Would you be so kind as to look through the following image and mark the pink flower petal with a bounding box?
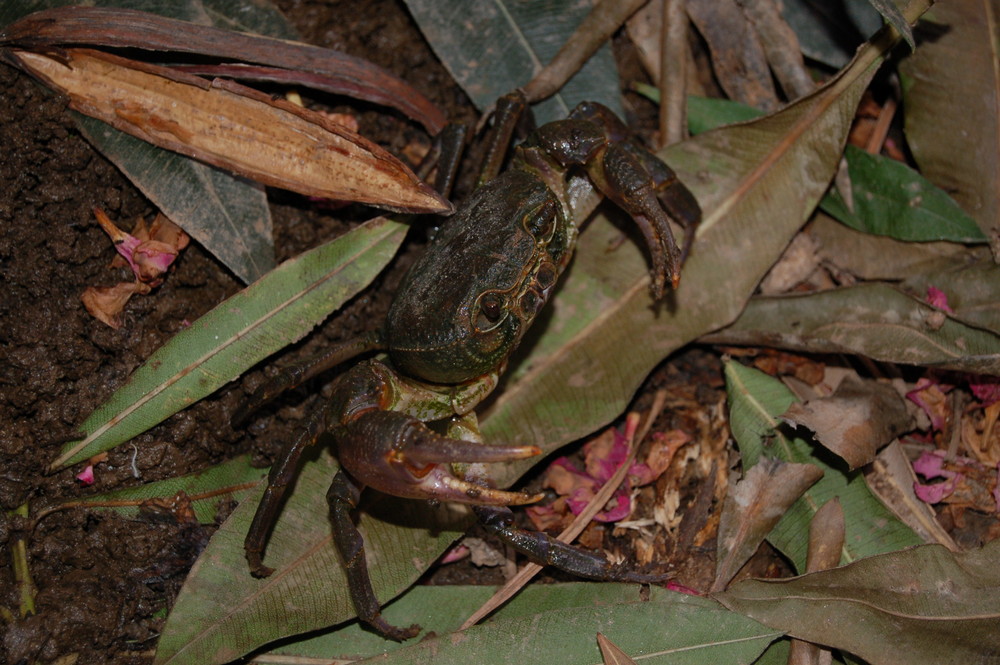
[925,286,953,312]
[912,450,951,480]
[906,378,951,431]
[914,475,961,504]
[595,490,632,522]
[76,465,95,485]
[970,376,1000,406]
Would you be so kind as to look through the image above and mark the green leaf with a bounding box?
[899,0,1000,255]
[52,216,407,470]
[0,0,290,283]
[74,114,274,283]
[332,590,778,665]
[723,361,922,572]
[258,584,719,662]
[153,449,470,665]
[56,454,266,524]
[686,95,766,134]
[402,0,623,122]
[827,145,985,242]
[703,283,1000,376]
[482,4,932,490]
[716,540,1000,665]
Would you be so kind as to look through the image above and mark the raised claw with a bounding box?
[336,409,543,505]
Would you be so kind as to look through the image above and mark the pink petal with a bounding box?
[914,474,961,504]
[970,376,1000,406]
[665,580,701,595]
[912,450,951,480]
[439,544,469,564]
[925,286,953,312]
[584,429,629,483]
[76,465,95,485]
[544,457,596,496]
[906,378,950,431]
[595,489,632,522]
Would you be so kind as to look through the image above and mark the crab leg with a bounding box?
[244,401,326,577]
[327,470,421,641]
[474,505,666,584]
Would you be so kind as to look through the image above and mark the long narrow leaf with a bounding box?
[702,283,1000,375]
[717,540,1000,665]
[52,217,408,470]
[53,454,266,524]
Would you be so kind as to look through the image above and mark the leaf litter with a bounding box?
[3,0,1000,664]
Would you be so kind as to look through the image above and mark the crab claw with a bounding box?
[337,410,543,505]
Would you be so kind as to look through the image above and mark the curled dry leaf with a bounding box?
[782,375,914,469]
[712,457,824,592]
[81,281,152,330]
[10,48,450,215]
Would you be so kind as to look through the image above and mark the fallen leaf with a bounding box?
[716,540,1000,665]
[783,375,914,469]
[10,48,450,215]
[712,457,824,592]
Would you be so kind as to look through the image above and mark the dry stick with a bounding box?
[522,0,648,104]
[864,97,897,154]
[659,0,690,147]
[460,389,669,630]
[738,0,814,100]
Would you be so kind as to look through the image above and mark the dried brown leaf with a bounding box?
[597,633,638,665]
[11,48,450,215]
[713,457,824,592]
[783,376,914,469]
[1,6,446,133]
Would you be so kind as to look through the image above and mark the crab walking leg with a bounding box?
[327,470,421,641]
[245,403,327,577]
[231,332,385,427]
[473,505,667,584]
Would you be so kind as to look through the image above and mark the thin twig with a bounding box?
[522,0,648,103]
[864,97,897,154]
[659,0,689,147]
[460,390,669,630]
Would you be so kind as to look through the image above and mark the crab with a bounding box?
[237,91,701,640]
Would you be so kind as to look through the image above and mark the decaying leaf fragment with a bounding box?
[712,457,824,592]
[783,375,914,469]
[10,48,450,215]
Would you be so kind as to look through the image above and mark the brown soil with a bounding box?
[0,2,725,663]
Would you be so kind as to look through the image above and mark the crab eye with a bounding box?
[475,292,506,331]
[524,201,557,241]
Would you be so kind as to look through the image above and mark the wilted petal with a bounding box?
[76,465,95,485]
[81,281,151,328]
[925,285,953,312]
